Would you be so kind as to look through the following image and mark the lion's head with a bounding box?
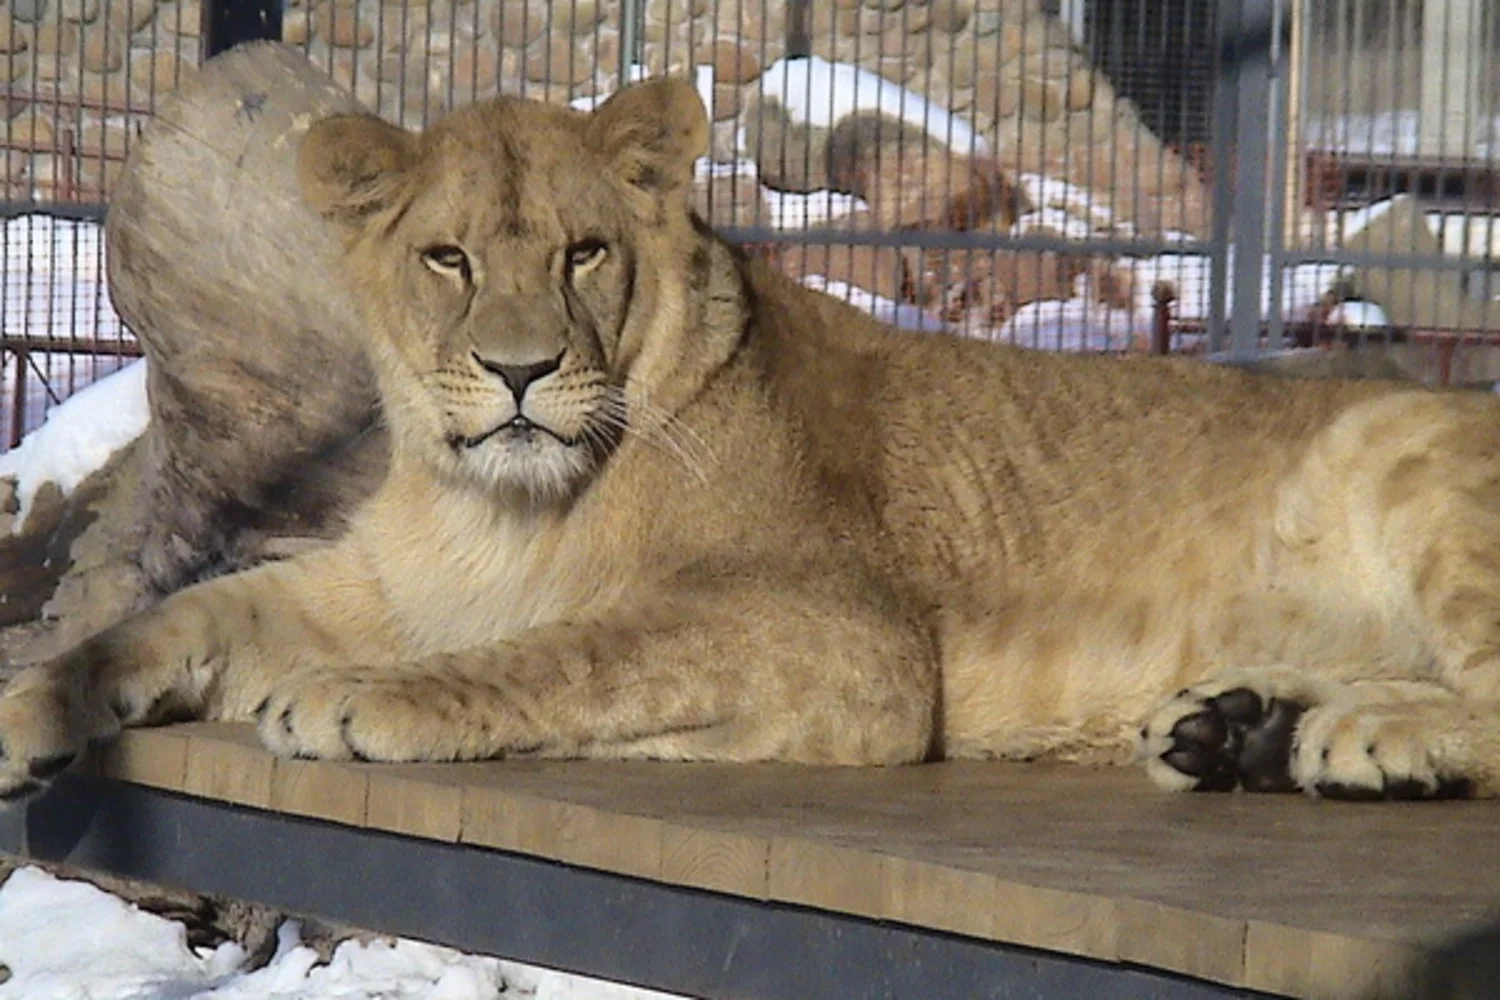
[295,77,713,504]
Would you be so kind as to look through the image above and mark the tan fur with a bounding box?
[5,78,1500,802]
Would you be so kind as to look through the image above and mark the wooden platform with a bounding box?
[25,722,1488,999]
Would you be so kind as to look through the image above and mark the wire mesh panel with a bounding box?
[1283,0,1500,383]
[6,0,1500,448]
[269,0,1228,351]
[0,0,184,444]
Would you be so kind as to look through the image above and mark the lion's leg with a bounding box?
[0,546,386,798]
[252,581,939,766]
[1148,393,1500,800]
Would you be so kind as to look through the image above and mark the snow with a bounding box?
[1326,300,1390,329]
[1304,110,1500,158]
[756,55,989,155]
[801,275,948,332]
[0,357,149,531]
[997,299,1156,352]
[0,865,689,1000]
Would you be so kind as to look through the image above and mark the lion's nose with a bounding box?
[473,351,563,403]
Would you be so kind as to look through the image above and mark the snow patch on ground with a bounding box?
[1304,110,1500,159]
[757,55,988,155]
[0,357,149,531]
[801,275,948,332]
[998,299,1156,352]
[0,865,688,1000]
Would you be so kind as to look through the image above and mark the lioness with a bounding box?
[3,77,1499,803]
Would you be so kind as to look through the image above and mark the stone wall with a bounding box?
[1,0,1206,225]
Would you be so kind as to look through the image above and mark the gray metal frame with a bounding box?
[0,774,1287,1000]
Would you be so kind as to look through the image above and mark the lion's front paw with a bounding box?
[1141,666,1329,794]
[0,668,93,802]
[255,668,481,763]
[1290,703,1473,801]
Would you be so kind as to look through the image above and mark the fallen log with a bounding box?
[21,42,390,657]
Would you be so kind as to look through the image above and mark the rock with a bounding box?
[10,0,48,24]
[281,9,313,44]
[130,51,193,93]
[524,36,590,85]
[0,478,14,532]
[61,0,98,22]
[826,112,1012,230]
[709,119,739,162]
[15,112,53,152]
[692,176,770,229]
[118,0,156,33]
[160,1,200,36]
[710,82,741,121]
[1065,66,1093,111]
[641,0,690,42]
[77,120,131,159]
[553,0,605,35]
[861,0,905,11]
[490,0,545,44]
[315,3,375,48]
[908,248,1082,324]
[0,54,27,83]
[81,69,131,104]
[972,9,1002,35]
[80,23,125,72]
[75,152,123,196]
[592,33,618,77]
[31,49,67,81]
[928,0,970,33]
[740,92,829,192]
[697,38,761,84]
[0,18,27,52]
[452,41,499,94]
[31,22,78,56]
[781,239,908,303]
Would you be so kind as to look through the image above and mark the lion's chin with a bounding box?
[453,433,599,504]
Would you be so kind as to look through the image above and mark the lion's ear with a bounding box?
[587,76,708,195]
[297,113,416,232]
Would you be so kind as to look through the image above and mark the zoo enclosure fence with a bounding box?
[2,0,1498,449]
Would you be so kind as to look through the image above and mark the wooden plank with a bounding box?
[269,758,368,827]
[660,822,770,900]
[1244,922,1427,1000]
[1115,899,1247,989]
[988,880,1119,961]
[365,764,468,842]
[769,836,886,921]
[180,723,275,809]
[462,780,664,881]
[96,728,189,791]
[88,725,1500,1000]
[882,856,998,941]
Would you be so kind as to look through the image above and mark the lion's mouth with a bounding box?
[454,415,577,450]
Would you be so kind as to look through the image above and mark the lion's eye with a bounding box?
[565,239,608,275]
[421,245,471,280]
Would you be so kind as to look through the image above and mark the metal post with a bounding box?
[1206,0,1240,353]
[1226,0,1279,360]
[786,0,811,58]
[619,0,641,87]
[204,0,284,60]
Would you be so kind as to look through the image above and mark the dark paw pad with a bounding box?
[1160,688,1306,794]
[1320,776,1475,802]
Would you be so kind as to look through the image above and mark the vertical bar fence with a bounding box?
[3,0,1500,450]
